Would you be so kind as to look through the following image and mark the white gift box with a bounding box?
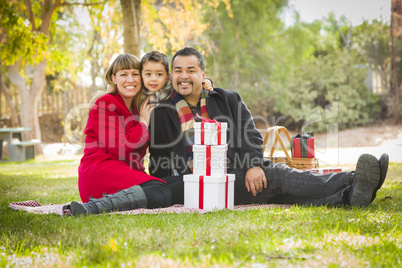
[193,144,227,176]
[194,122,227,145]
[184,174,235,210]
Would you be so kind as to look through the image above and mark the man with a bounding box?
[148,47,389,207]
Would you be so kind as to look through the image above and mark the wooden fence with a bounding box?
[0,86,95,121]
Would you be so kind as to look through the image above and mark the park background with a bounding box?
[1,0,402,267]
[0,0,401,155]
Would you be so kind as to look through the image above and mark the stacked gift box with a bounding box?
[184,120,235,211]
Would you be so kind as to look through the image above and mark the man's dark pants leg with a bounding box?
[163,160,353,206]
[163,176,185,204]
[233,160,353,206]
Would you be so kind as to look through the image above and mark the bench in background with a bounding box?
[9,139,41,161]
[1,128,41,161]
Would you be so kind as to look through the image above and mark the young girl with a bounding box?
[70,54,171,216]
[140,51,213,105]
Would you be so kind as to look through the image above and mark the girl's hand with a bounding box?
[202,78,214,92]
[139,96,155,127]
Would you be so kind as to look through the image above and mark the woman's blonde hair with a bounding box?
[91,54,142,112]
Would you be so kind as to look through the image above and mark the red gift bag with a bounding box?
[291,133,315,158]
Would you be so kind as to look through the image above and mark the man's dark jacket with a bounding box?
[148,88,264,179]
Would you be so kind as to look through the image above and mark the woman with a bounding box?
[70,54,171,216]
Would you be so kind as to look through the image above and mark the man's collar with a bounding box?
[206,88,223,99]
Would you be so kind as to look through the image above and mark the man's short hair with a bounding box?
[172,47,205,71]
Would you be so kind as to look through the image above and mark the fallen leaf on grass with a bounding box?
[110,237,117,251]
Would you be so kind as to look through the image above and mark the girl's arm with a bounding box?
[203,77,214,91]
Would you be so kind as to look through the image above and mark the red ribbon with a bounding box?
[199,176,204,209]
[196,113,222,145]
[201,122,205,144]
[206,145,211,176]
[218,126,221,145]
[225,175,228,209]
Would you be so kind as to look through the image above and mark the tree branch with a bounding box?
[333,21,351,49]
[87,29,100,56]
[60,1,108,6]
[39,0,62,35]
[24,0,37,31]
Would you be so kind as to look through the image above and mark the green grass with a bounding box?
[1,159,401,267]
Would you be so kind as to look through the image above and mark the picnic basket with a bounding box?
[262,126,318,169]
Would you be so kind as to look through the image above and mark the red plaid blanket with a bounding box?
[9,201,291,216]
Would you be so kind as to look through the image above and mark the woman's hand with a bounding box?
[139,96,155,127]
[202,78,214,92]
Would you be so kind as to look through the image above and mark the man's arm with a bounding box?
[227,90,267,196]
[230,90,264,169]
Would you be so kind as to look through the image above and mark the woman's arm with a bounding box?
[88,100,150,160]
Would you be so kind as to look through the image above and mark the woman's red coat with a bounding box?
[78,93,164,202]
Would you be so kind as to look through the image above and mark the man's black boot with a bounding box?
[370,153,389,202]
[348,154,381,207]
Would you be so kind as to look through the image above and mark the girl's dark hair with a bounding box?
[140,51,172,103]
[140,51,169,74]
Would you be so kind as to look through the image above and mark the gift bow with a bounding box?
[196,113,222,145]
[196,113,221,129]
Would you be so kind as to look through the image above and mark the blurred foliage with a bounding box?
[141,0,231,56]
[46,6,88,93]
[201,0,286,90]
[271,49,380,132]
[86,0,123,86]
[196,3,385,131]
[0,1,48,67]
[353,20,398,89]
[2,0,398,134]
[265,15,382,132]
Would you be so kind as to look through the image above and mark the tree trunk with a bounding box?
[4,0,60,153]
[91,58,98,95]
[0,73,20,127]
[88,29,100,95]
[0,76,1,119]
[8,60,46,152]
[391,0,402,125]
[121,0,141,57]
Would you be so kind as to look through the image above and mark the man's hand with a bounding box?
[245,166,267,196]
